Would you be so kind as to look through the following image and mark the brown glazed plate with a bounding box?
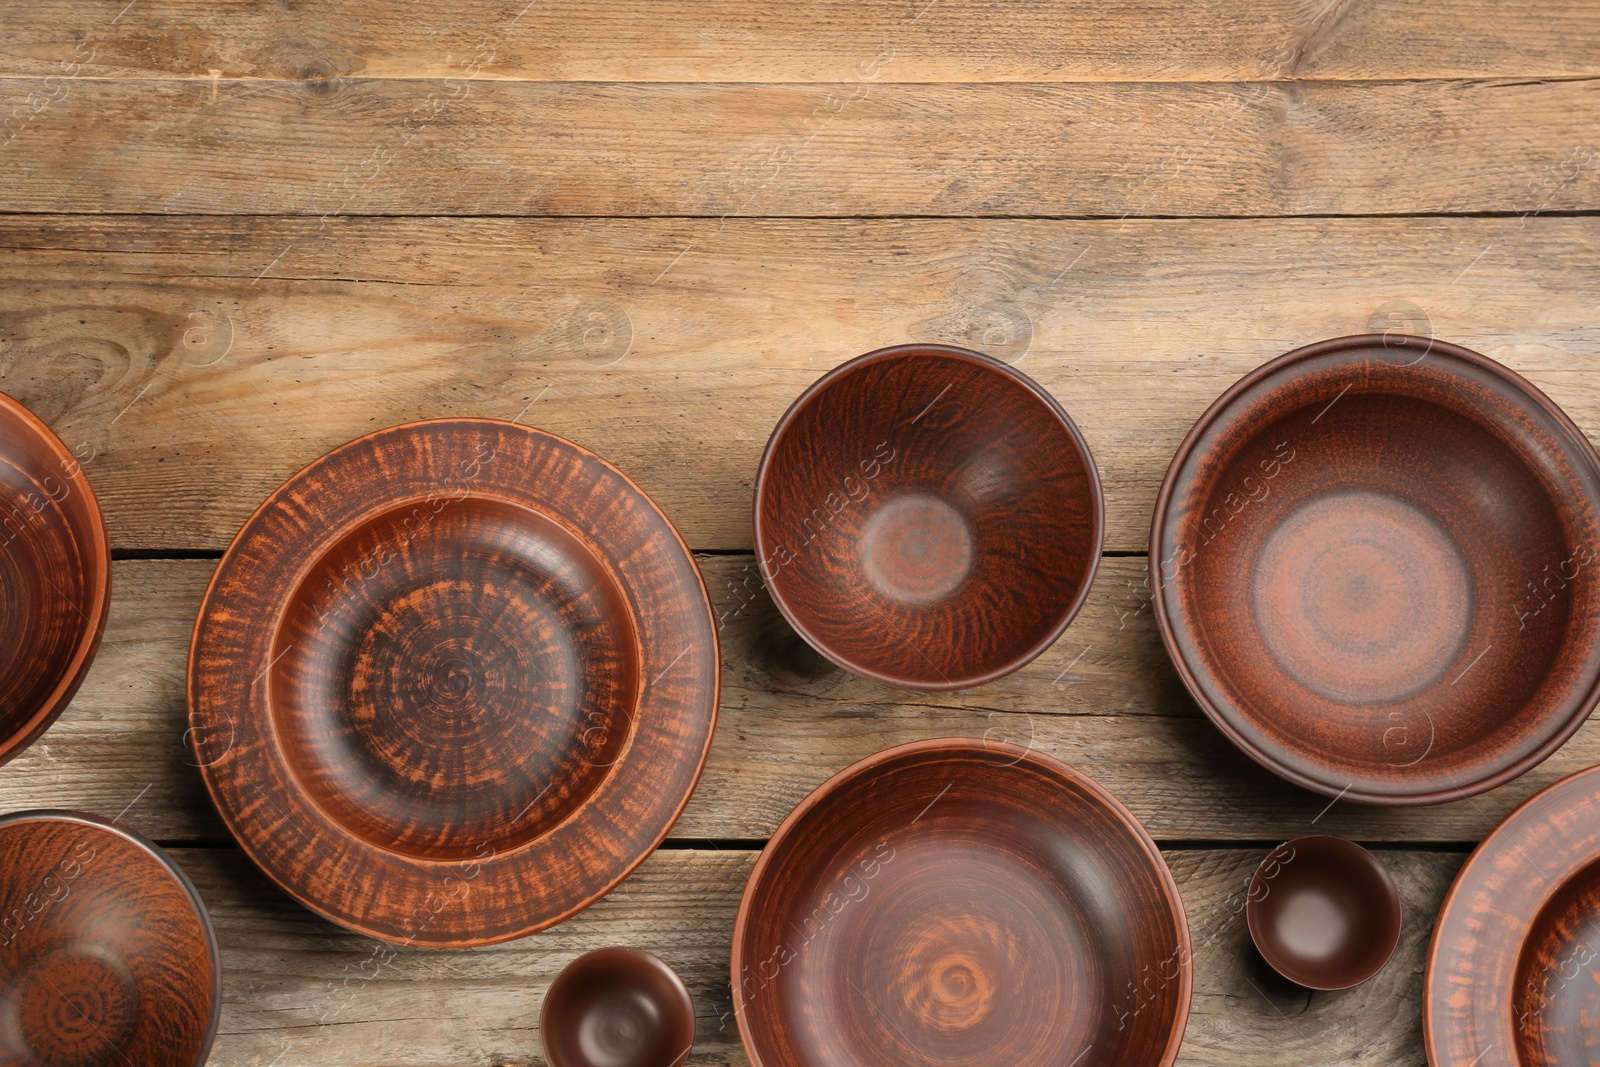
[188,419,719,946]
[0,810,221,1067]
[1426,765,1600,1067]
[755,344,1103,691]
[1152,335,1600,804]
[0,391,111,766]
[733,738,1190,1067]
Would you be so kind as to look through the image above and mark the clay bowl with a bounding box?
[1427,765,1600,1066]
[540,948,694,1067]
[755,344,1103,690]
[0,391,111,766]
[0,810,220,1066]
[733,738,1190,1067]
[188,419,719,946]
[1245,836,1399,990]
[1152,334,1600,804]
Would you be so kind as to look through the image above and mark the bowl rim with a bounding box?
[187,417,720,946]
[539,946,695,1067]
[1149,333,1600,805]
[730,736,1191,1067]
[1245,834,1401,991]
[0,808,223,1066]
[0,391,113,767]
[753,343,1106,691]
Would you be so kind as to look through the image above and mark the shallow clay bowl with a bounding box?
[755,344,1103,690]
[1246,836,1399,990]
[733,738,1190,1067]
[0,392,111,766]
[0,810,220,1066]
[1152,335,1600,804]
[189,419,719,946]
[541,947,694,1067]
[1425,765,1600,1066]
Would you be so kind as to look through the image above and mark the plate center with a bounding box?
[13,945,140,1067]
[861,493,974,605]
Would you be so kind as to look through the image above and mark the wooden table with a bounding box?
[2,2,1598,1063]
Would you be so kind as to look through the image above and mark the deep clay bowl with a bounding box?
[540,947,694,1067]
[1152,335,1600,804]
[733,739,1190,1067]
[1427,765,1600,1067]
[0,811,220,1067]
[0,392,111,766]
[188,419,720,946]
[755,344,1103,690]
[1246,836,1400,990]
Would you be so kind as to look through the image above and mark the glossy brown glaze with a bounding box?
[0,392,111,766]
[188,419,719,946]
[1152,335,1600,804]
[0,811,220,1067]
[733,739,1189,1067]
[754,345,1103,691]
[1426,766,1600,1067]
[1246,836,1399,990]
[540,947,694,1067]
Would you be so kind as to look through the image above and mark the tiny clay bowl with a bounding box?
[1246,836,1400,990]
[0,391,111,766]
[540,947,694,1067]
[189,420,719,946]
[1152,335,1600,804]
[0,810,220,1066]
[755,344,1103,690]
[733,739,1190,1067]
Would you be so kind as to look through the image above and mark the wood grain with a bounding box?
[1,215,1597,554]
[2,0,1597,82]
[1,79,1598,216]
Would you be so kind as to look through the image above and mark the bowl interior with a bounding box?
[0,401,106,756]
[1159,342,1600,800]
[271,495,640,860]
[0,816,216,1066]
[758,348,1100,688]
[1513,856,1600,1065]
[736,745,1186,1067]
[1247,837,1399,990]
[541,948,694,1067]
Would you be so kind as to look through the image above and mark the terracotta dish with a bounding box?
[733,738,1189,1067]
[755,344,1103,690]
[188,419,719,946]
[0,810,220,1066]
[0,391,111,766]
[1426,765,1600,1066]
[1246,836,1399,990]
[540,947,694,1067]
[1152,335,1600,804]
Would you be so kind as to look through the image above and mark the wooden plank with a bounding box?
[1,214,1596,553]
[2,0,1596,82]
[8,556,1597,845]
[166,843,1459,1065]
[1,79,1599,216]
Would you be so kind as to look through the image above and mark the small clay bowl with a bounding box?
[733,738,1190,1067]
[1152,335,1600,804]
[1246,836,1400,990]
[0,391,111,766]
[0,810,220,1066]
[755,344,1103,690]
[540,948,694,1067]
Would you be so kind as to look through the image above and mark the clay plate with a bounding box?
[0,810,220,1066]
[0,391,111,766]
[755,344,1103,690]
[188,419,719,946]
[1426,765,1600,1066]
[540,947,694,1067]
[733,738,1190,1067]
[1152,335,1600,804]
